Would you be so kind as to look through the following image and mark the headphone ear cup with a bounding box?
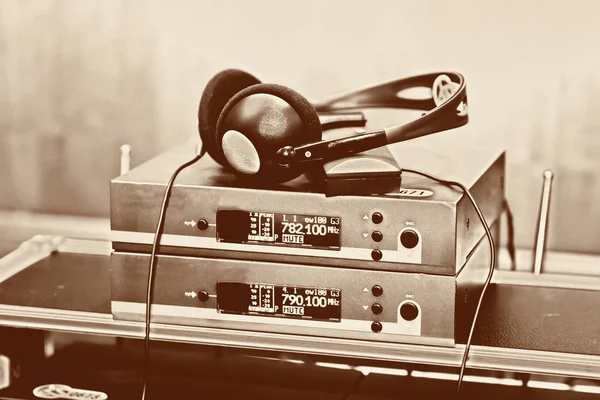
[216,83,322,182]
[198,69,261,166]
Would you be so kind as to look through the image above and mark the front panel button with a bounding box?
[372,212,383,224]
[371,321,383,333]
[198,290,210,302]
[371,285,383,297]
[371,303,383,315]
[400,229,419,249]
[371,231,383,242]
[371,249,383,261]
[400,302,419,321]
[197,219,209,231]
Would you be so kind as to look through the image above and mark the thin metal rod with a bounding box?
[533,169,554,276]
[120,144,131,175]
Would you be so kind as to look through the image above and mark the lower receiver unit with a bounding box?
[110,221,497,348]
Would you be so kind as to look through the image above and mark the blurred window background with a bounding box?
[1,0,599,255]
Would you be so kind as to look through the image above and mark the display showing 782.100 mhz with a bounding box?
[216,210,341,249]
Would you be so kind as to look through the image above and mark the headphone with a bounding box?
[198,69,468,183]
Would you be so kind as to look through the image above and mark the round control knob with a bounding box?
[197,219,209,231]
[372,212,383,224]
[400,229,419,249]
[371,285,383,297]
[400,302,419,321]
[371,303,383,315]
[371,321,383,333]
[371,249,383,261]
[197,290,210,302]
[371,231,383,242]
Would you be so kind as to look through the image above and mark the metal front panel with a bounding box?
[110,252,457,346]
[110,184,458,273]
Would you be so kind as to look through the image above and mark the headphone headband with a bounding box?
[312,72,467,114]
[277,72,468,167]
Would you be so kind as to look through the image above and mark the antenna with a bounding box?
[533,169,554,275]
[120,144,132,175]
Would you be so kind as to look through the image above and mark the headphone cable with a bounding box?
[401,169,496,396]
[140,145,206,400]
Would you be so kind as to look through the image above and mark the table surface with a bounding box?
[0,237,599,380]
[2,339,599,400]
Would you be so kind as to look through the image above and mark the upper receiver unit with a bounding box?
[110,126,505,276]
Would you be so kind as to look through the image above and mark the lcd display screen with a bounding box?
[217,282,342,322]
[216,210,341,250]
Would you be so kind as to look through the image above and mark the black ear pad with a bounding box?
[198,69,261,166]
[215,83,322,183]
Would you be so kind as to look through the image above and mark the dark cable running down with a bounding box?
[140,146,206,400]
[401,169,497,396]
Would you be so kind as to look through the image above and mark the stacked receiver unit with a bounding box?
[109,133,505,347]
